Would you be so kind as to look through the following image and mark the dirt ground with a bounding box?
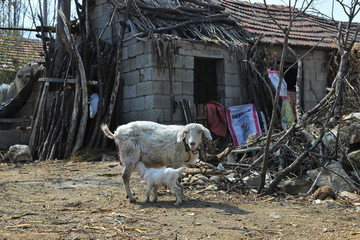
[1,160,360,240]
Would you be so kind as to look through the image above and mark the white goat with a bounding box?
[135,161,184,206]
[101,121,212,203]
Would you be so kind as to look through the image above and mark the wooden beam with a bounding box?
[38,77,97,85]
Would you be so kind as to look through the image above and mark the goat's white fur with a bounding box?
[136,161,184,206]
[101,121,212,203]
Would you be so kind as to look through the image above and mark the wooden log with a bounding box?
[184,168,233,176]
[59,10,89,156]
[29,82,49,158]
[102,0,134,142]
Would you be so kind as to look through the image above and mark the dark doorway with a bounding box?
[194,58,218,104]
[284,67,297,91]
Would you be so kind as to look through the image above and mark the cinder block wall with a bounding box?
[263,45,330,112]
[91,0,246,124]
[300,49,329,111]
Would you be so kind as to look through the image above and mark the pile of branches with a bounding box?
[223,44,360,194]
[29,3,119,160]
[109,0,250,47]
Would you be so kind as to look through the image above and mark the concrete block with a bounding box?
[119,98,130,113]
[136,54,154,68]
[129,97,146,111]
[225,73,240,86]
[183,82,193,95]
[120,111,138,123]
[122,85,137,99]
[145,95,170,109]
[128,41,145,58]
[224,61,239,74]
[122,46,129,60]
[225,85,241,98]
[130,58,137,71]
[121,58,131,73]
[172,82,183,95]
[140,109,164,122]
[163,108,184,124]
[137,81,162,96]
[162,81,170,94]
[143,40,154,54]
[123,70,140,85]
[173,56,194,69]
[143,67,170,81]
[123,35,138,47]
[174,69,193,82]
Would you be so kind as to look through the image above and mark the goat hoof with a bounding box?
[174,202,182,206]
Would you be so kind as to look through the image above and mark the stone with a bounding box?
[347,150,360,168]
[307,161,356,192]
[312,186,336,200]
[279,177,312,195]
[4,144,33,163]
[348,124,360,145]
[209,175,221,184]
[338,191,360,201]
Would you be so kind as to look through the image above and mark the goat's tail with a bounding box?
[100,124,117,139]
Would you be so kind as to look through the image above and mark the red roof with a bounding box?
[218,0,359,49]
[0,35,44,72]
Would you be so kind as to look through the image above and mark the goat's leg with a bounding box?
[177,179,185,200]
[122,163,136,203]
[142,184,152,203]
[151,185,158,202]
[170,183,183,206]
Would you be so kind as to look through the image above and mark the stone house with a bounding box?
[89,0,352,125]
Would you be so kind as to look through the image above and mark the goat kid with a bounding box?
[101,121,212,203]
[135,161,184,206]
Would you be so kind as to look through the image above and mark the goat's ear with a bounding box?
[202,126,212,140]
[177,128,186,142]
